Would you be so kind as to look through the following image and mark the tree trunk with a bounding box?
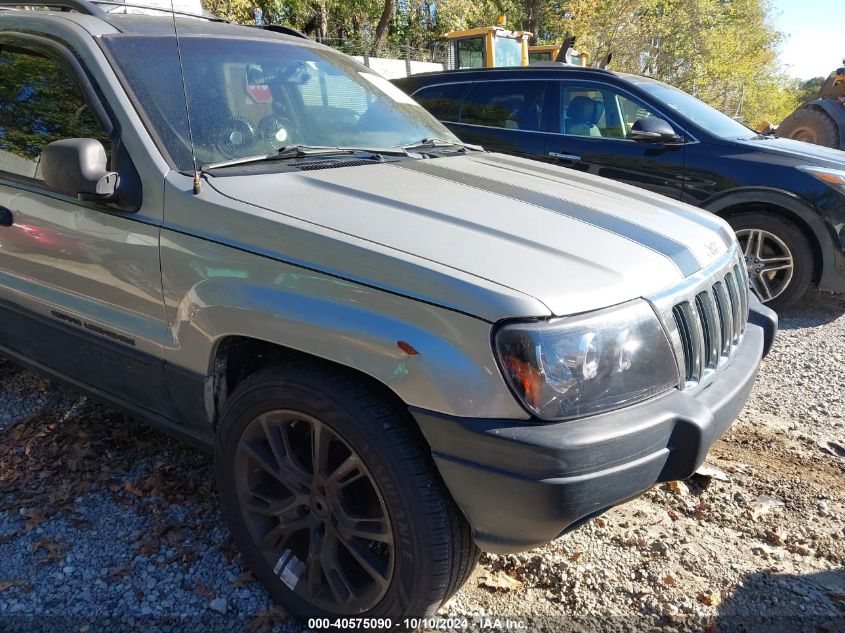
[372,0,395,56]
[315,1,328,41]
[525,0,543,45]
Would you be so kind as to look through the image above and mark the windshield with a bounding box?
[103,35,456,170]
[634,80,757,140]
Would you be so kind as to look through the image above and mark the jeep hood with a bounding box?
[205,153,735,318]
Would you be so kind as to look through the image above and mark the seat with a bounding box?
[565,96,604,137]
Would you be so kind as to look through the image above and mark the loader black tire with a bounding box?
[776,106,839,149]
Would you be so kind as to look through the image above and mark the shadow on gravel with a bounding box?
[714,568,845,632]
[776,291,845,330]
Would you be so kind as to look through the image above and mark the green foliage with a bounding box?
[794,77,826,104]
[200,0,808,124]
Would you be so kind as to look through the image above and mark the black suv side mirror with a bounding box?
[41,139,119,200]
[630,117,681,143]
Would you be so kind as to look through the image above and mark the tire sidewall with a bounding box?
[777,108,838,148]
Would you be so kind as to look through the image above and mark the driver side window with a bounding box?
[560,83,659,140]
[0,45,110,181]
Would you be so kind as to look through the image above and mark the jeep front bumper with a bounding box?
[410,300,777,554]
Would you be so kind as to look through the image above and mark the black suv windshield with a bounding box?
[633,79,758,141]
[103,35,456,170]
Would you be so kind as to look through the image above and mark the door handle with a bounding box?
[0,207,12,227]
[548,152,581,162]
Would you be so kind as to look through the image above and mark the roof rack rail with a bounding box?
[93,1,227,22]
[0,0,227,23]
[0,0,108,18]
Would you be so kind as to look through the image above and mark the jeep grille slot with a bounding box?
[662,250,750,391]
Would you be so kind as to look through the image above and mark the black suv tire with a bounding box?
[727,212,813,310]
[215,363,478,619]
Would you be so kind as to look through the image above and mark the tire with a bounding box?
[776,106,839,148]
[726,211,814,310]
[215,363,478,621]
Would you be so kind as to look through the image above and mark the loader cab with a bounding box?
[437,18,530,70]
[528,44,588,66]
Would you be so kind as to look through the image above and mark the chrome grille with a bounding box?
[649,248,749,391]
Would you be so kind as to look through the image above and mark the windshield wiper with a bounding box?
[401,137,484,153]
[202,145,407,171]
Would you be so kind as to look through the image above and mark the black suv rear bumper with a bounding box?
[411,301,777,554]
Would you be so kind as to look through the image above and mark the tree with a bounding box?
[373,0,395,55]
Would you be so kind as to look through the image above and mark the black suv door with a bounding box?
[545,80,688,199]
[422,79,555,161]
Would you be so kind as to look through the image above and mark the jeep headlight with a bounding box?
[494,300,679,420]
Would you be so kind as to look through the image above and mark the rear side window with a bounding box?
[412,83,468,122]
[460,81,547,131]
[0,45,110,180]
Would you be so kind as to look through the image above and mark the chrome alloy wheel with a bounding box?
[735,228,794,303]
[235,410,394,613]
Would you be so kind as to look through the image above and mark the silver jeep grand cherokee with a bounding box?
[0,1,776,621]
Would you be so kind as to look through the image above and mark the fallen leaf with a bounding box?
[667,509,679,522]
[568,551,583,563]
[697,590,722,606]
[594,518,606,528]
[787,543,812,556]
[748,495,785,521]
[136,540,159,556]
[234,570,256,588]
[246,607,288,633]
[663,575,676,586]
[195,580,215,600]
[477,570,523,593]
[694,462,731,482]
[22,508,47,531]
[666,480,689,497]
[0,579,29,593]
[107,565,131,579]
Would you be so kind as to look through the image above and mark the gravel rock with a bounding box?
[209,597,227,614]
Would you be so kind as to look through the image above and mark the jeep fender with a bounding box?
[161,264,530,427]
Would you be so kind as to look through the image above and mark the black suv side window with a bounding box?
[460,81,547,131]
[0,45,110,181]
[560,83,660,139]
[412,83,469,122]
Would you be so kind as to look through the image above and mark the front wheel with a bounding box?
[215,363,478,619]
[727,212,813,310]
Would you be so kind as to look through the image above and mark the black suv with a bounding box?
[395,66,845,309]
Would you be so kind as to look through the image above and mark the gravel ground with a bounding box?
[0,292,843,632]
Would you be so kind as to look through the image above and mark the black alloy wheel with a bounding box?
[235,409,394,613]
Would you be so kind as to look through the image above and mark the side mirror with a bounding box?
[41,139,118,200]
[630,117,681,143]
